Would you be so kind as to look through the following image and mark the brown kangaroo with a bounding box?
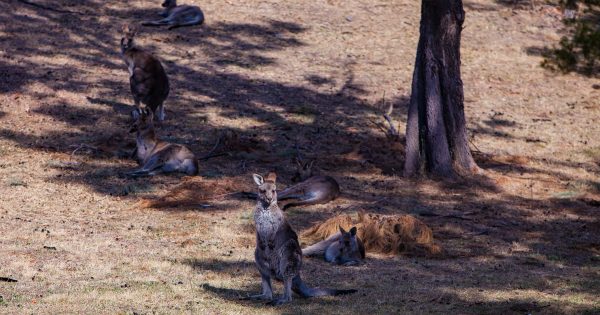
[277,160,340,209]
[302,226,365,266]
[127,108,198,177]
[244,173,356,306]
[120,24,170,121]
[143,0,204,30]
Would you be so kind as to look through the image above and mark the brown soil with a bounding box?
[0,0,598,314]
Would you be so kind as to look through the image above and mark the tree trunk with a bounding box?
[404,0,479,177]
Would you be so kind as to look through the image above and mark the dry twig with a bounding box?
[70,143,99,156]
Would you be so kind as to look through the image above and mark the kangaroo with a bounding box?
[277,160,340,209]
[143,0,204,30]
[127,108,198,177]
[121,24,170,121]
[244,173,356,306]
[302,226,365,266]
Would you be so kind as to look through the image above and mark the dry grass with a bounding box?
[0,0,599,314]
[302,211,442,256]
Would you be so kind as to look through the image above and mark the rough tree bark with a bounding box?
[404,0,479,177]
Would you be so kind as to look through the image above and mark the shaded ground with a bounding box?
[0,0,598,314]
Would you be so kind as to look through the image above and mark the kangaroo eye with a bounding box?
[259,188,266,193]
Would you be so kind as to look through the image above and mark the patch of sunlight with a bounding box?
[444,287,599,308]
[201,108,269,130]
[286,113,315,125]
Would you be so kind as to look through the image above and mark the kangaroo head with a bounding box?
[291,159,315,183]
[161,0,177,9]
[121,23,137,52]
[129,108,154,134]
[338,226,359,253]
[253,173,278,207]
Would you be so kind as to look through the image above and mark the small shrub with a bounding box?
[542,1,600,76]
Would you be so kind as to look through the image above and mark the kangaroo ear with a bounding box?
[339,226,347,234]
[350,226,357,236]
[253,174,264,186]
[122,23,137,36]
[295,158,303,169]
[307,160,315,170]
[266,172,277,183]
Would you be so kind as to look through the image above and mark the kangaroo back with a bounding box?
[120,24,169,120]
[302,232,339,256]
[278,175,340,209]
[142,0,204,29]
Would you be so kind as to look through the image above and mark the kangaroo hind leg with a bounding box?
[142,19,170,26]
[167,16,204,30]
[126,155,164,177]
[242,275,273,301]
[282,195,320,210]
[267,277,293,306]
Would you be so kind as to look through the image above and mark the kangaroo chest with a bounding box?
[122,55,135,77]
[127,61,135,77]
[254,207,283,255]
[136,138,156,162]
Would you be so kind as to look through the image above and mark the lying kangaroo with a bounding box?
[245,173,356,306]
[143,0,204,30]
[277,160,340,209]
[121,24,170,121]
[127,108,198,177]
[302,226,365,266]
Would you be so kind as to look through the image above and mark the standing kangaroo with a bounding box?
[127,108,198,177]
[277,160,340,209]
[245,173,356,306]
[142,0,204,30]
[302,226,366,266]
[121,24,170,121]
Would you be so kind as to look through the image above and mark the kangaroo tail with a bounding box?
[282,197,323,210]
[142,20,169,26]
[302,232,341,256]
[292,275,356,297]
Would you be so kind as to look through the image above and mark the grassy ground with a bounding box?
[0,0,599,314]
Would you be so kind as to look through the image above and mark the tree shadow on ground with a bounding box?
[1,0,411,203]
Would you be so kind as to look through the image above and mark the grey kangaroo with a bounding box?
[121,24,170,121]
[143,0,204,30]
[277,160,340,209]
[302,226,366,266]
[245,173,356,306]
[127,108,198,177]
